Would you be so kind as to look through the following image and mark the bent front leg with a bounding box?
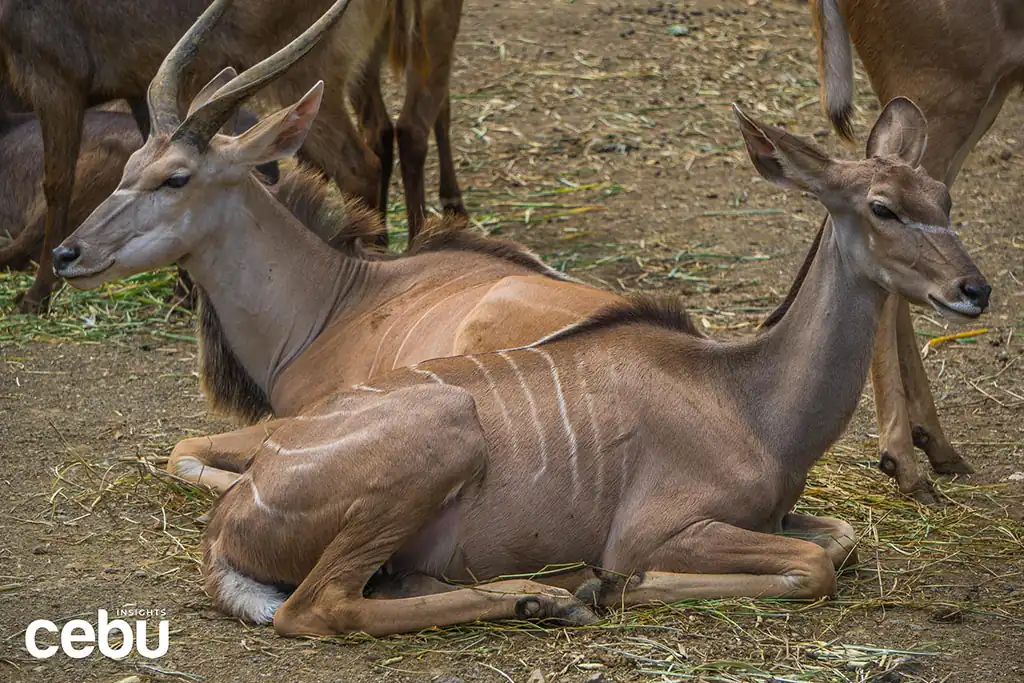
[781,513,858,569]
[595,521,838,608]
[167,419,288,493]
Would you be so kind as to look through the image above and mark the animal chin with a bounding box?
[60,260,116,289]
[928,294,982,320]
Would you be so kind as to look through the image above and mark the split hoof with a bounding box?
[932,457,974,476]
[514,589,598,627]
[907,481,941,505]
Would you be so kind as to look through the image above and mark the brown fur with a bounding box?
[268,164,382,257]
[407,218,571,281]
[534,295,704,346]
[196,288,275,423]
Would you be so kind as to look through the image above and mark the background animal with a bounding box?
[801,0,1023,500]
[0,0,464,312]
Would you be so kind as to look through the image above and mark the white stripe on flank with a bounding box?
[250,479,271,512]
[412,366,446,384]
[576,356,603,501]
[468,355,518,448]
[499,351,549,479]
[352,384,384,393]
[528,347,579,497]
[368,267,487,376]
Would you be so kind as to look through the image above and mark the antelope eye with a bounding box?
[162,172,191,189]
[870,202,898,221]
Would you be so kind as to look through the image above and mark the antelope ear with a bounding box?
[224,81,323,168]
[187,67,241,135]
[733,104,833,194]
[866,96,928,167]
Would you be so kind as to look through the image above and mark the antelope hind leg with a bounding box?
[168,419,289,493]
[894,297,972,475]
[870,295,938,503]
[591,520,838,608]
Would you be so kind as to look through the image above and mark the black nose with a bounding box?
[958,279,991,310]
[52,244,81,272]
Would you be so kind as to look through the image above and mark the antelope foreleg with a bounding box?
[781,513,858,569]
[893,298,972,476]
[593,521,838,608]
[870,295,937,502]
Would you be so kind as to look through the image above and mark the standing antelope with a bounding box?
[56,65,991,633]
[0,0,462,312]
[804,0,1019,500]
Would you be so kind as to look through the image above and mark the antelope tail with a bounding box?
[811,0,855,141]
[388,0,430,79]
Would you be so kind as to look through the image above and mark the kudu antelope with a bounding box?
[802,0,1015,499]
[49,0,618,487]
[57,82,991,631]
[0,104,282,272]
[0,0,462,312]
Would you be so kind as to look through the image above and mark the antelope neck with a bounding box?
[725,217,886,474]
[179,179,373,397]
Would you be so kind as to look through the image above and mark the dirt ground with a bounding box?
[2,0,1022,681]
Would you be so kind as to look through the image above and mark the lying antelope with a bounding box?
[48,0,617,487]
[805,0,1014,500]
[1,0,462,312]
[57,86,991,632]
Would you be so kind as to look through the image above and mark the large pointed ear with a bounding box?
[224,81,323,169]
[866,96,927,166]
[732,104,833,194]
[187,67,241,134]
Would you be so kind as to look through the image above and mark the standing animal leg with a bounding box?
[18,93,86,313]
[127,97,151,141]
[350,37,395,219]
[870,295,937,502]
[168,419,289,493]
[435,93,465,217]
[589,521,839,607]
[893,298,972,475]
[781,513,858,569]
[396,2,461,241]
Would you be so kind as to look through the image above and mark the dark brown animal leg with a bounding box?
[18,94,86,313]
[396,6,460,241]
[349,67,394,247]
[893,298,973,476]
[435,93,465,217]
[0,208,44,271]
[127,97,151,141]
[871,295,937,502]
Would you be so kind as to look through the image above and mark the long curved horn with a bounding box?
[173,0,353,149]
[147,0,236,135]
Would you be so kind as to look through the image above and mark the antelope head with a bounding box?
[734,97,990,320]
[52,0,351,288]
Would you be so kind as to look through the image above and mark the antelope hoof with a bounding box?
[912,426,974,475]
[172,455,204,483]
[907,481,940,505]
[515,590,598,627]
[15,288,49,315]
